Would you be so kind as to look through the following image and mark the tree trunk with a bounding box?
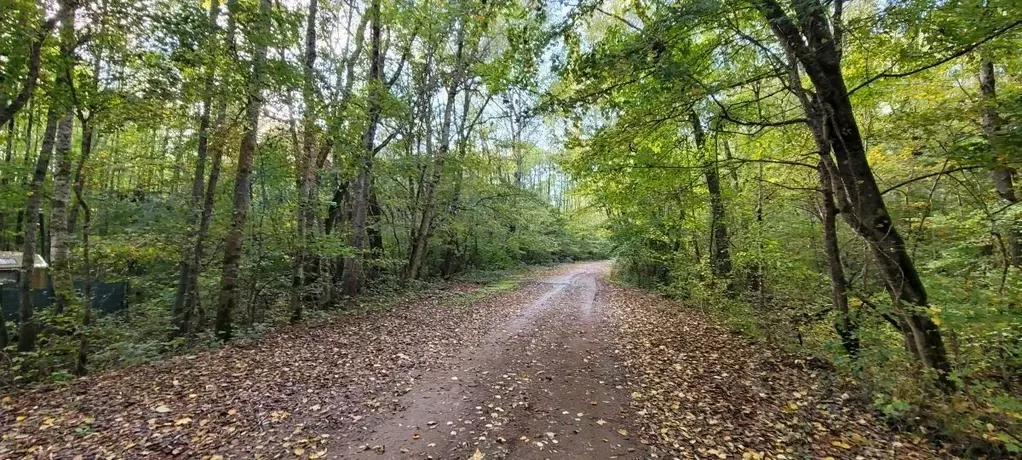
[186,0,239,333]
[819,162,859,356]
[341,0,383,299]
[49,0,77,316]
[174,0,222,335]
[18,107,59,351]
[689,110,731,277]
[1,120,13,251]
[979,59,1019,266]
[758,0,950,387]
[407,23,466,281]
[785,49,859,358]
[292,0,319,322]
[214,0,270,341]
[73,184,92,375]
[50,107,74,315]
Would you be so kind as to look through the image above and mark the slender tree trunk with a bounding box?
[187,0,239,332]
[1,120,13,251]
[214,0,270,341]
[292,0,319,322]
[0,5,67,127]
[785,50,859,358]
[689,110,731,277]
[408,23,466,281]
[341,0,383,299]
[174,0,221,335]
[819,162,858,356]
[73,185,91,375]
[979,59,1019,266]
[18,108,59,351]
[441,89,479,278]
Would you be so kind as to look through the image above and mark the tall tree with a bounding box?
[689,110,732,279]
[341,0,383,298]
[407,14,469,281]
[49,0,78,314]
[979,59,1019,266]
[292,0,320,322]
[18,108,59,351]
[214,0,271,341]
[173,0,223,335]
[753,0,951,385]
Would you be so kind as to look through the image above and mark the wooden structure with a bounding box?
[0,251,49,289]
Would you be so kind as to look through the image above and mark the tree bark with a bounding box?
[49,107,74,315]
[785,49,859,358]
[214,0,270,341]
[18,107,59,351]
[818,162,858,356]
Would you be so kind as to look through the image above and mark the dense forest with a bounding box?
[2,0,1021,454]
[549,0,1022,452]
[0,0,602,373]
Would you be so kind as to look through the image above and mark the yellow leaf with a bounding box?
[154,405,171,413]
[617,428,629,436]
[294,448,305,456]
[175,417,192,426]
[831,441,852,449]
[469,448,485,460]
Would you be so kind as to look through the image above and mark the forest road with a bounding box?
[344,261,647,459]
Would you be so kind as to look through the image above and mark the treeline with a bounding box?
[0,0,604,382]
[551,0,1021,453]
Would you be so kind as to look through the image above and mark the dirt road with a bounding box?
[345,262,644,459]
[1,262,937,459]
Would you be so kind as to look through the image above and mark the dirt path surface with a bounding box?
[1,262,937,459]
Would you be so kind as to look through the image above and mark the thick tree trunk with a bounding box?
[292,0,319,322]
[214,0,270,341]
[18,108,59,351]
[689,110,732,277]
[341,0,383,299]
[758,0,950,386]
[979,59,1019,266]
[49,0,77,316]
